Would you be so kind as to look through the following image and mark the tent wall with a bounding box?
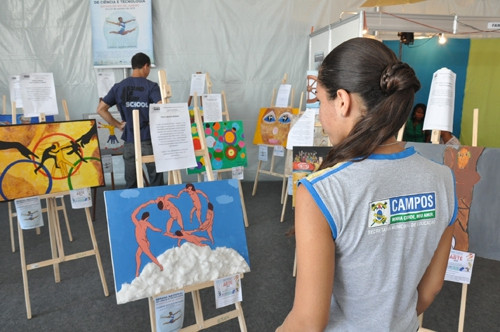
[1,0,499,180]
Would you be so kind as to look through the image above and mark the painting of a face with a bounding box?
[259,107,293,145]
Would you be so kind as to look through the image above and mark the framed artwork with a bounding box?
[104,179,250,304]
[0,120,104,201]
[291,146,330,206]
[188,120,247,174]
[84,112,124,155]
[252,107,300,147]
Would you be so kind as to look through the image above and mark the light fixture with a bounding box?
[362,11,368,35]
[438,33,447,45]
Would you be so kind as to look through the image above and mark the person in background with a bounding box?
[441,130,460,145]
[403,103,430,142]
[97,52,163,188]
[276,37,457,332]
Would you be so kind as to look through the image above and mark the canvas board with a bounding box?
[0,119,104,201]
[104,179,250,304]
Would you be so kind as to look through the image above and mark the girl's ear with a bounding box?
[335,89,351,117]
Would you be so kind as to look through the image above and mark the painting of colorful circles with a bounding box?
[188,120,247,174]
[0,119,104,201]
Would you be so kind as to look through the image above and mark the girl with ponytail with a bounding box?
[277,38,457,332]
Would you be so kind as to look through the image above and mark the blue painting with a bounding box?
[104,179,250,304]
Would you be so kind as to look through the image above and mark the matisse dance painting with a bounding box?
[188,120,247,174]
[104,179,250,304]
[0,120,104,201]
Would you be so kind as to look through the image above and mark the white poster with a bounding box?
[201,94,222,123]
[154,291,185,332]
[286,108,315,150]
[445,249,475,284]
[20,73,59,117]
[96,70,116,98]
[423,67,456,132]
[15,197,44,230]
[70,188,93,209]
[90,0,154,67]
[9,75,23,108]
[189,74,206,97]
[149,103,197,172]
[276,84,292,107]
[214,274,243,309]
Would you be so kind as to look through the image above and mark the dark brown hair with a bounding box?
[317,37,421,169]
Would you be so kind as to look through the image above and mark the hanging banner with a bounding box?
[90,0,154,68]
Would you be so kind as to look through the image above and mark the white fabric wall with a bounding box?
[1,0,499,181]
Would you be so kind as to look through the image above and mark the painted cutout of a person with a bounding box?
[444,146,484,251]
[61,140,87,164]
[174,230,208,247]
[156,194,184,236]
[34,143,59,174]
[98,122,120,144]
[53,142,76,177]
[0,140,38,159]
[197,202,215,244]
[177,183,209,226]
[132,200,164,277]
[107,17,136,35]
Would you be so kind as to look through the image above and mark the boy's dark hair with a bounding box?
[131,52,151,69]
[157,201,164,210]
[141,211,149,220]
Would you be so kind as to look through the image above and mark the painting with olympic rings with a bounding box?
[0,119,104,202]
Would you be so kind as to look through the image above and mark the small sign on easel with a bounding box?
[214,274,243,309]
[154,290,185,332]
[14,196,44,230]
[445,249,475,284]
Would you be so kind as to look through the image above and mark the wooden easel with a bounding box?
[193,74,249,227]
[17,191,109,319]
[14,109,109,318]
[419,108,479,332]
[252,74,295,207]
[6,101,72,252]
[132,96,247,331]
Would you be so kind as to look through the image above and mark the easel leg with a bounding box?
[149,297,157,332]
[280,189,289,223]
[17,222,32,319]
[8,201,16,252]
[235,301,248,332]
[192,290,205,329]
[280,176,287,204]
[458,283,468,332]
[57,196,73,242]
[252,160,263,196]
[238,180,249,227]
[91,187,97,222]
[47,198,61,283]
[84,207,109,296]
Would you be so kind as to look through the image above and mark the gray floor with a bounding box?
[1,181,499,331]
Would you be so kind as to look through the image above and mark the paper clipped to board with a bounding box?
[423,67,456,132]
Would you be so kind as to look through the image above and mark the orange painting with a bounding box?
[0,120,104,201]
[253,107,300,147]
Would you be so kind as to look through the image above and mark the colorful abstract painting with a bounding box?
[0,120,104,201]
[187,120,247,174]
[253,107,300,147]
[85,112,124,155]
[104,179,250,304]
